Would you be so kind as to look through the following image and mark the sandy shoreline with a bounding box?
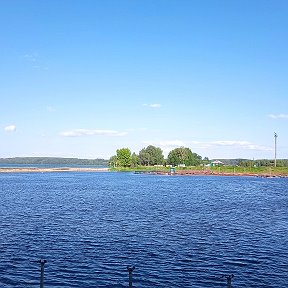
[0,167,109,173]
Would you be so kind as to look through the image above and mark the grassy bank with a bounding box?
[210,166,288,176]
[109,166,169,172]
[110,165,288,176]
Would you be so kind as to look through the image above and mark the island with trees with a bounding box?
[109,145,288,177]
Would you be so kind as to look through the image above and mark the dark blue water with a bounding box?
[0,172,287,287]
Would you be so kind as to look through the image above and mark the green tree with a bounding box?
[139,145,164,166]
[116,148,132,167]
[108,155,118,167]
[202,157,210,165]
[131,152,140,167]
[168,147,202,166]
[191,152,202,166]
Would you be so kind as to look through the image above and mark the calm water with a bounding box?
[0,172,287,287]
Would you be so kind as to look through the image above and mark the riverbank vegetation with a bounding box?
[108,146,288,176]
[109,146,203,168]
[110,163,288,176]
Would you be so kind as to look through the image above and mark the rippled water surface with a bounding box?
[0,172,287,287]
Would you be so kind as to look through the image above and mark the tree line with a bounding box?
[238,159,288,167]
[108,145,203,168]
[109,147,288,168]
[0,157,108,166]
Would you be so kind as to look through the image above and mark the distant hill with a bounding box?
[0,157,108,166]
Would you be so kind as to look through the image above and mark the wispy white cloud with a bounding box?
[60,129,128,137]
[142,140,186,155]
[47,106,56,112]
[158,140,186,147]
[4,125,16,132]
[210,140,272,151]
[268,114,288,119]
[191,140,272,152]
[143,103,161,108]
[213,140,252,146]
[144,139,272,153]
[24,52,38,62]
[143,140,186,147]
[23,52,48,70]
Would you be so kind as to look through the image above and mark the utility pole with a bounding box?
[274,132,278,167]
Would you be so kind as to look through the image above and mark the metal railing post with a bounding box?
[224,274,234,288]
[127,266,135,288]
[39,259,47,288]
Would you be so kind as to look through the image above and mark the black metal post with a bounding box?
[127,266,135,288]
[225,274,234,288]
[39,260,47,288]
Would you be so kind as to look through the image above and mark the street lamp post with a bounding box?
[274,132,278,167]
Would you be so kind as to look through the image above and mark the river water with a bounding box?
[0,172,287,287]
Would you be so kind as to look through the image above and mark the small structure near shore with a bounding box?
[210,160,224,166]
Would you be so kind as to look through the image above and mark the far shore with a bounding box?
[0,167,109,173]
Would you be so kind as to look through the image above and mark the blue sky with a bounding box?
[1,0,288,160]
